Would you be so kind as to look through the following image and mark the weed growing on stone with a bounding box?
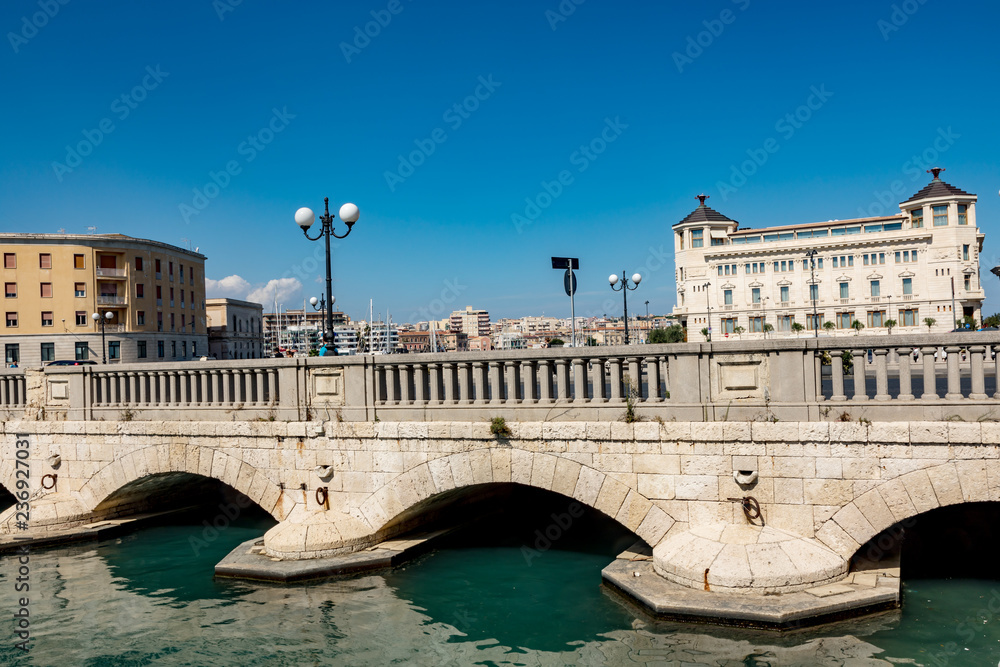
[490,416,511,437]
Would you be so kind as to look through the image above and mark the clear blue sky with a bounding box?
[2,0,999,321]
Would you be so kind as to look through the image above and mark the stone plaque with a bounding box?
[313,371,345,405]
[710,354,768,400]
[50,380,69,401]
[720,362,758,391]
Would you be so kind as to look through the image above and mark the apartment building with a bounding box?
[672,170,984,341]
[1,233,207,366]
[206,298,264,359]
[449,306,491,337]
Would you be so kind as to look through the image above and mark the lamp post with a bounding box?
[295,198,360,356]
[703,281,711,342]
[644,300,649,319]
[91,311,113,363]
[309,294,335,353]
[805,249,819,338]
[609,272,642,345]
[761,295,770,338]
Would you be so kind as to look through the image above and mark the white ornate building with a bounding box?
[672,169,984,341]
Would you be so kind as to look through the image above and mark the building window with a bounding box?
[182,341,187,358]
[839,282,849,299]
[807,313,822,330]
[76,311,87,326]
[108,341,120,360]
[5,312,17,327]
[155,258,161,276]
[677,232,684,250]
[837,312,852,329]
[74,254,85,269]
[901,308,918,327]
[180,289,185,306]
[171,341,176,357]
[691,230,703,248]
[157,312,163,332]
[75,342,89,361]
[963,244,970,261]
[779,286,789,303]
[136,283,144,298]
[958,204,967,225]
[933,205,948,226]
[170,313,175,331]
[965,275,972,291]
[724,290,733,305]
[778,315,794,332]
[137,341,147,358]
[902,277,912,295]
[169,287,174,306]
[40,342,54,362]
[190,267,194,282]
[156,285,162,305]
[749,316,764,333]
[192,342,197,356]
[157,340,164,358]
[169,261,174,277]
[4,283,15,298]
[74,282,86,297]
[721,318,736,334]
[751,288,761,304]
[911,208,923,228]
[868,310,885,328]
[39,282,52,298]
[41,311,53,327]
[6,344,19,365]
[809,284,818,302]
[870,280,880,297]
[717,266,723,276]
[3,253,15,269]
[135,256,143,271]
[39,253,51,269]
[137,311,145,326]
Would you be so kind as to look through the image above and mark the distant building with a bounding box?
[0,233,206,366]
[449,306,491,337]
[468,335,492,351]
[400,330,430,353]
[262,309,349,356]
[206,298,263,359]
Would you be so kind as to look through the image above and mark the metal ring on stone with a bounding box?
[41,474,57,490]
[315,486,329,509]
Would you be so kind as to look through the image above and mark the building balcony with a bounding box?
[96,267,127,278]
[97,295,127,306]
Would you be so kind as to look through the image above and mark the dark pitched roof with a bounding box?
[674,194,737,226]
[902,170,973,205]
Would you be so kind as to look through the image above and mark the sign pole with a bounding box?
[570,268,576,348]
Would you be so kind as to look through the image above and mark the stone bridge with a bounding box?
[1,333,999,622]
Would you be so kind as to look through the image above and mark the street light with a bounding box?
[805,249,819,338]
[609,272,642,345]
[703,281,711,342]
[309,294,335,354]
[295,198,360,357]
[91,311,113,363]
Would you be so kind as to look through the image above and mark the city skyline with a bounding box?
[2,1,999,321]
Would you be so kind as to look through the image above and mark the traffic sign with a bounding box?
[551,257,579,270]
[564,269,577,296]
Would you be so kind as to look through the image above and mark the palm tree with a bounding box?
[923,317,936,332]
[884,319,897,334]
[851,319,865,335]
[822,321,835,335]
[791,322,805,336]
[733,325,745,340]
[763,323,774,339]
[700,327,710,340]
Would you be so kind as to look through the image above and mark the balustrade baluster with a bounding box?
[572,358,587,403]
[851,350,868,402]
[897,348,914,401]
[428,363,442,405]
[970,345,987,400]
[645,356,662,401]
[472,362,486,405]
[399,365,413,405]
[179,370,191,406]
[554,359,569,401]
[267,368,278,404]
[945,346,962,400]
[487,361,502,404]
[538,360,553,404]
[385,365,398,405]
[608,357,623,403]
[414,364,427,405]
[627,357,641,401]
[874,349,890,401]
[221,370,232,405]
[994,345,1000,400]
[442,362,456,405]
[520,360,536,405]
[920,346,938,400]
[505,361,520,405]
[457,362,472,405]
[591,357,606,403]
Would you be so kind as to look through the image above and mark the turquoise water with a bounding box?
[2,510,1000,666]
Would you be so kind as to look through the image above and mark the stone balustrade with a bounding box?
[3,332,999,422]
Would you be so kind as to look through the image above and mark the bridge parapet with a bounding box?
[4,332,999,422]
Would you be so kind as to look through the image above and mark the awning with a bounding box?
[710,230,728,239]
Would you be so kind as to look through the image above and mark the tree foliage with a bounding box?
[648,325,685,344]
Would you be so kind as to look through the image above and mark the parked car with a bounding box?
[46,360,97,366]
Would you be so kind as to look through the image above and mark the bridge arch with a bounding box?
[357,449,675,548]
[79,444,287,521]
[816,461,999,559]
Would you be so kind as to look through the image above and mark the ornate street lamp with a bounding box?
[609,272,642,344]
[703,281,711,342]
[806,249,819,338]
[309,294,335,354]
[295,198,360,356]
[91,311,113,363]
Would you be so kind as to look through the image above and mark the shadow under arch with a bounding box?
[0,482,13,513]
[79,444,286,521]
[359,450,674,548]
[814,461,1000,560]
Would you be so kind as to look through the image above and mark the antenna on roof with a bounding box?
[696,194,709,206]
[57,228,66,234]
[86,226,97,234]
[181,238,191,250]
[927,167,945,180]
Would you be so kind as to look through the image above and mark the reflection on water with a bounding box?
[0,504,999,665]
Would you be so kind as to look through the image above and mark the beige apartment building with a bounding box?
[206,298,264,360]
[672,170,984,341]
[449,306,491,337]
[1,233,207,366]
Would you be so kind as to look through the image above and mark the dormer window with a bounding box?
[911,208,923,228]
[958,204,967,225]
